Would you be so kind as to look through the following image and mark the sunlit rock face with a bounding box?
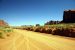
[63,10,75,23]
[0,20,8,27]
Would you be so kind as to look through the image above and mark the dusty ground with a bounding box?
[0,29,75,50]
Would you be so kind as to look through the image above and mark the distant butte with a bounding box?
[63,10,75,23]
[0,20,8,27]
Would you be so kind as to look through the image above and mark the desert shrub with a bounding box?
[21,24,75,37]
[24,28,27,30]
[45,28,52,34]
[61,28,71,37]
[27,27,31,31]
[24,27,30,31]
[0,32,3,38]
[40,27,47,33]
[69,28,75,37]
[52,28,61,35]
[23,26,34,31]
[4,28,12,33]
[31,26,34,30]
[22,28,26,30]
[4,29,12,33]
[33,27,41,32]
[0,27,13,38]
[28,27,34,31]
[51,28,71,36]
[58,28,65,36]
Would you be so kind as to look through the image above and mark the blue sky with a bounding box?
[0,0,75,26]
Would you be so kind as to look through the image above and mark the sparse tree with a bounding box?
[36,24,40,26]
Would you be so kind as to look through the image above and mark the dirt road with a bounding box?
[0,29,75,50]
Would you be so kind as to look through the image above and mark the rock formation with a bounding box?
[63,10,75,23]
[0,20,8,27]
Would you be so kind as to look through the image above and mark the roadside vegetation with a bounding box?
[17,23,75,37]
[0,19,13,39]
[0,26,13,39]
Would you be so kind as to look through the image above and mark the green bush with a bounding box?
[0,32,4,38]
[3,28,12,33]
[0,27,13,38]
